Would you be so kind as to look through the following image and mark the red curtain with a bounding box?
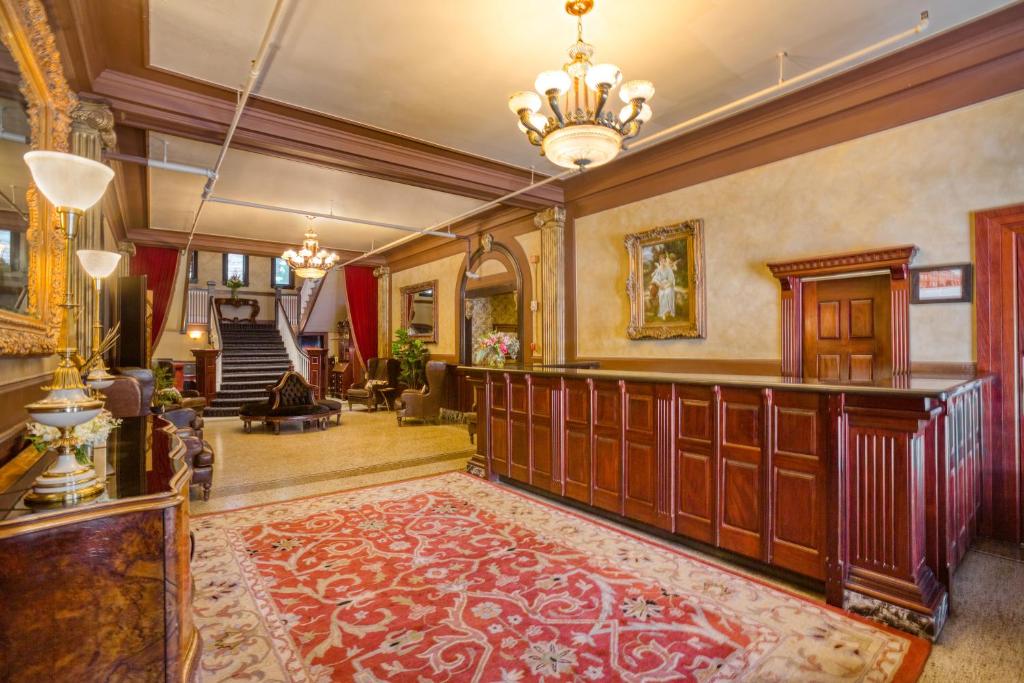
[131,246,180,352]
[343,265,378,367]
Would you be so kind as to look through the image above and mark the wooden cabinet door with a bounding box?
[623,383,659,526]
[529,378,558,492]
[509,378,530,483]
[563,379,592,504]
[717,388,765,560]
[802,275,891,382]
[592,381,624,514]
[675,385,717,544]
[769,392,827,579]
[489,375,509,478]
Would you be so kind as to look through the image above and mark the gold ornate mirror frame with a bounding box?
[0,0,74,355]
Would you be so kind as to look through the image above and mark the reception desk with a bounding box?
[461,365,991,638]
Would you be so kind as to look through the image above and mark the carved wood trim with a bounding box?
[214,297,260,323]
[0,0,74,355]
[769,246,917,378]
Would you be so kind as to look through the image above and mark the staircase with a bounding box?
[205,321,292,417]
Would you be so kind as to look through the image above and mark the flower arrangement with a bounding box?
[473,331,520,368]
[226,274,244,301]
[27,410,122,465]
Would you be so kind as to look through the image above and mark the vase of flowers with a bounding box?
[473,331,520,368]
[27,410,122,466]
[226,274,244,301]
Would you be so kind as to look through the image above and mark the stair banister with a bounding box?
[298,275,327,335]
[208,283,224,392]
[276,294,310,381]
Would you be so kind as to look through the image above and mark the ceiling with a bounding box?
[147,0,1015,171]
[146,133,481,252]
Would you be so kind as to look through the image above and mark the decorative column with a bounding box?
[373,265,391,357]
[535,207,566,364]
[70,101,116,356]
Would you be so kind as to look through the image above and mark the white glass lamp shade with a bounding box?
[620,102,653,124]
[23,151,114,211]
[295,267,326,280]
[619,79,655,103]
[585,63,622,91]
[282,249,297,259]
[508,90,542,114]
[517,112,548,133]
[535,70,572,97]
[542,124,622,169]
[77,249,122,279]
[26,388,102,428]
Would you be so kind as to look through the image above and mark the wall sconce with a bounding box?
[186,324,205,341]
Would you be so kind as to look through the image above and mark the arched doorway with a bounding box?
[458,240,527,365]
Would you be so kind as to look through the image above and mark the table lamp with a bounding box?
[22,151,115,505]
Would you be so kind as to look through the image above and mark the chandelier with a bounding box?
[281,216,338,280]
[508,0,655,169]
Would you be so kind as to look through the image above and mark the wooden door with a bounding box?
[802,275,892,382]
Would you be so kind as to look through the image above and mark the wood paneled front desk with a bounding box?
[462,365,991,639]
[0,416,199,681]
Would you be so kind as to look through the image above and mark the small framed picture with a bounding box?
[911,263,973,304]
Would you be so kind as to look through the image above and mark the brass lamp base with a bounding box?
[24,450,105,507]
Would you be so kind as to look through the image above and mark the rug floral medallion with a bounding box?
[191,473,927,682]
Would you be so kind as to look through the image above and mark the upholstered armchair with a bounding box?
[347,358,400,411]
[238,369,343,433]
[396,360,447,425]
[163,407,214,500]
[101,367,156,418]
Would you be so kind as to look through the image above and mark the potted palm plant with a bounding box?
[391,328,430,389]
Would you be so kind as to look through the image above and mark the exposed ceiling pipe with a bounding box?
[627,11,930,153]
[104,151,216,179]
[339,11,930,267]
[205,195,456,238]
[182,0,290,255]
[338,168,576,267]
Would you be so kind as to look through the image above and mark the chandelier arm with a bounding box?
[621,120,642,141]
[546,93,566,126]
[593,85,610,119]
[517,110,546,136]
[526,131,544,146]
[619,100,644,127]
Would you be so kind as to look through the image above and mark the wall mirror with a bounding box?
[400,280,437,342]
[0,0,73,355]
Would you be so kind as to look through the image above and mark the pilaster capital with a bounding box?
[71,100,116,149]
[534,206,566,230]
[373,265,391,279]
[117,241,136,257]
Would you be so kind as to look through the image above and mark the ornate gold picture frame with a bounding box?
[0,0,74,355]
[400,280,438,343]
[625,219,706,339]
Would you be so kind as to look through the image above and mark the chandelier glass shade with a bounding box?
[281,217,338,280]
[508,0,655,169]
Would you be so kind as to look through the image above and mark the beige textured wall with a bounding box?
[575,91,1024,363]
[391,252,465,357]
[516,230,542,359]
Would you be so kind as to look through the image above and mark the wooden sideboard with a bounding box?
[0,415,199,681]
[463,365,991,639]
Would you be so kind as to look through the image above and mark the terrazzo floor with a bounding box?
[189,410,1024,681]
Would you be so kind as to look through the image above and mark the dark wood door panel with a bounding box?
[490,415,509,477]
[593,432,622,513]
[564,425,591,504]
[803,276,892,381]
[677,449,714,542]
[770,393,827,579]
[565,380,590,424]
[624,441,657,524]
[509,416,529,483]
[531,422,554,490]
[718,389,764,560]
[593,381,622,427]
[510,380,528,414]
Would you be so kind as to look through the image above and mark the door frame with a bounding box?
[768,245,918,377]
[974,204,1024,542]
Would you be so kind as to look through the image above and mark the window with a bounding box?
[271,256,294,288]
[222,252,248,286]
[0,230,11,268]
[187,250,198,283]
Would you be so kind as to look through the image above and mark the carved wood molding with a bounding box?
[214,297,260,322]
[0,0,74,355]
[768,245,917,378]
[767,245,918,280]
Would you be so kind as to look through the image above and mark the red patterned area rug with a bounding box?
[192,473,928,682]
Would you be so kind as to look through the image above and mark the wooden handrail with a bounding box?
[299,275,327,335]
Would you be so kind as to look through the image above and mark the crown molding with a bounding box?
[767,245,919,280]
[564,2,1024,218]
